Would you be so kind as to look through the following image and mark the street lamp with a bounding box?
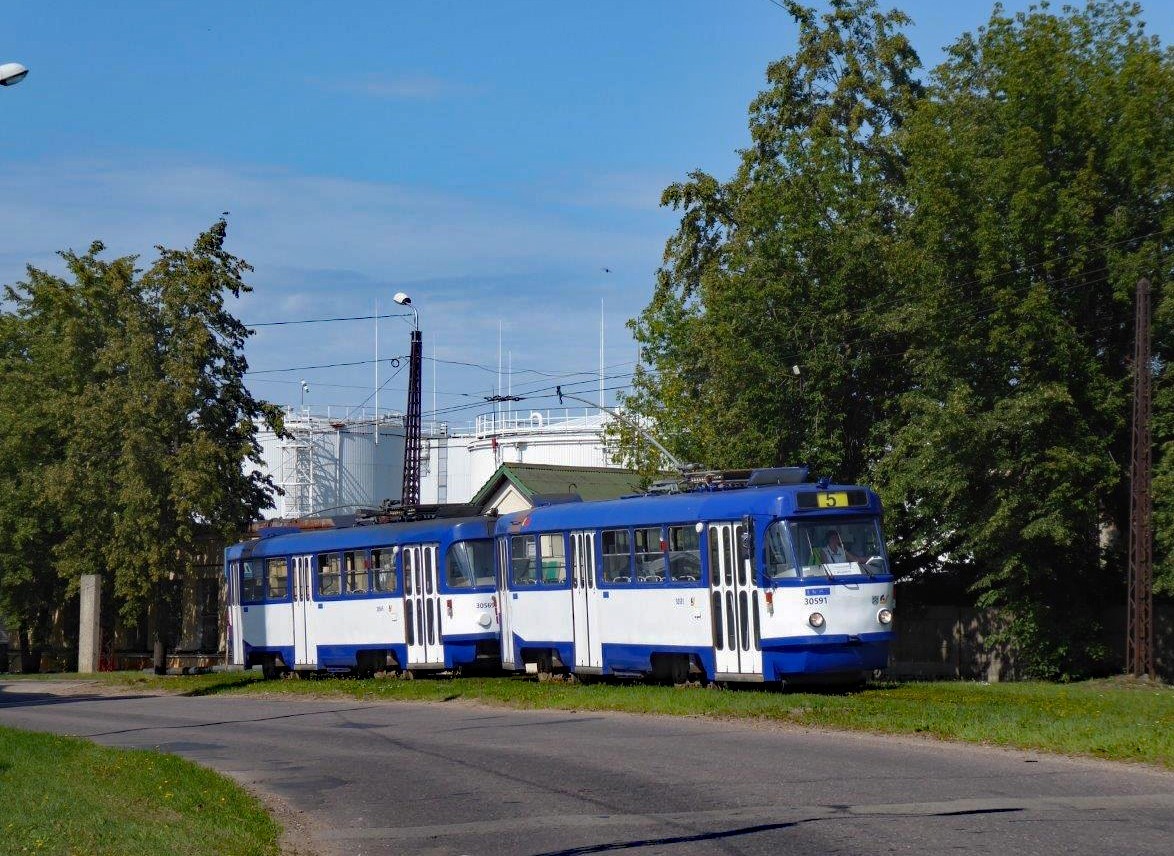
[0,62,29,87]
[393,291,418,330]
[394,292,423,511]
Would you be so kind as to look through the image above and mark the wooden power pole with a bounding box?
[1126,277,1154,678]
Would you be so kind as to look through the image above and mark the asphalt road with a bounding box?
[2,680,1172,856]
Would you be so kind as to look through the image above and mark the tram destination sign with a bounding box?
[797,490,868,510]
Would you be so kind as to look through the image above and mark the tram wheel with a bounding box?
[260,657,280,681]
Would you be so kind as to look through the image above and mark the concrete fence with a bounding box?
[890,603,1174,682]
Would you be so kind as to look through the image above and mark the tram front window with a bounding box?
[446,539,495,588]
[790,520,887,577]
[765,522,798,580]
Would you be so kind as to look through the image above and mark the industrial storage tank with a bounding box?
[420,409,616,505]
[256,408,407,519]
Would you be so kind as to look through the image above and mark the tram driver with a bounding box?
[822,529,865,565]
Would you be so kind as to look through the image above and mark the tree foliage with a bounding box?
[0,222,282,654]
[622,0,1172,678]
[620,0,922,480]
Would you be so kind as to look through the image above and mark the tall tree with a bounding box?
[876,1,1172,677]
[1,222,284,667]
[620,0,922,481]
[0,311,68,670]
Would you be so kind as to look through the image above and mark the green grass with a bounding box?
[0,725,280,856]
[8,669,1172,768]
[70,669,1174,769]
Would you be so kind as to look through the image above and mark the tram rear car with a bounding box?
[225,517,499,677]
[495,471,894,684]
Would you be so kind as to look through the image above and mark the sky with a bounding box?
[3,0,1172,430]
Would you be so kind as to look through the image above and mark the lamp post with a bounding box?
[0,62,29,87]
[394,292,423,512]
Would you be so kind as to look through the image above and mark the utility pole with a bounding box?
[394,292,422,513]
[1126,277,1153,679]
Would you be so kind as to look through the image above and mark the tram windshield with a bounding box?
[766,519,888,579]
[446,539,496,588]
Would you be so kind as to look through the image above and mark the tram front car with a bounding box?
[748,478,894,683]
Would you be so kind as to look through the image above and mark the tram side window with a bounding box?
[343,550,367,595]
[634,527,665,582]
[265,558,288,599]
[601,529,632,584]
[317,553,342,596]
[667,525,703,583]
[539,534,567,585]
[242,559,265,602]
[372,548,397,593]
[510,535,538,585]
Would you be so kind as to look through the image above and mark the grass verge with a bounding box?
[0,725,280,856]
[61,669,1174,769]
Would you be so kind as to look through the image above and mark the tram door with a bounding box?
[226,562,244,666]
[496,538,516,669]
[570,531,602,670]
[403,544,444,668]
[291,556,315,667]
[708,522,762,679]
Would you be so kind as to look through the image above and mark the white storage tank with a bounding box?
[420,409,617,505]
[256,409,407,519]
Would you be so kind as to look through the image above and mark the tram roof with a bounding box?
[497,481,881,532]
[225,515,493,560]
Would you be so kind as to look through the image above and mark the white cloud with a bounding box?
[0,152,660,417]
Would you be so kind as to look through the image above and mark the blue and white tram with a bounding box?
[225,516,499,677]
[494,469,895,684]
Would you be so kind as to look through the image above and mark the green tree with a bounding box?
[876,1,1172,677]
[619,0,922,482]
[1,222,283,668]
[0,311,69,670]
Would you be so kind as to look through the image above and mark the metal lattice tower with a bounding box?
[1127,278,1154,678]
[401,328,423,511]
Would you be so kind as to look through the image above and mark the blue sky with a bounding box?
[3,0,1172,426]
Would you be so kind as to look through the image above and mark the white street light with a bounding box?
[0,62,29,87]
[393,291,418,331]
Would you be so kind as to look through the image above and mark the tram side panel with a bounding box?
[595,585,713,677]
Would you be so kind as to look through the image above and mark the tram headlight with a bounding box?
[877,608,893,625]
[808,612,825,629]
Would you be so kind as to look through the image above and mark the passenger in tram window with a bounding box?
[822,530,864,564]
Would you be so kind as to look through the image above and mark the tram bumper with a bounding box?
[760,632,890,681]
